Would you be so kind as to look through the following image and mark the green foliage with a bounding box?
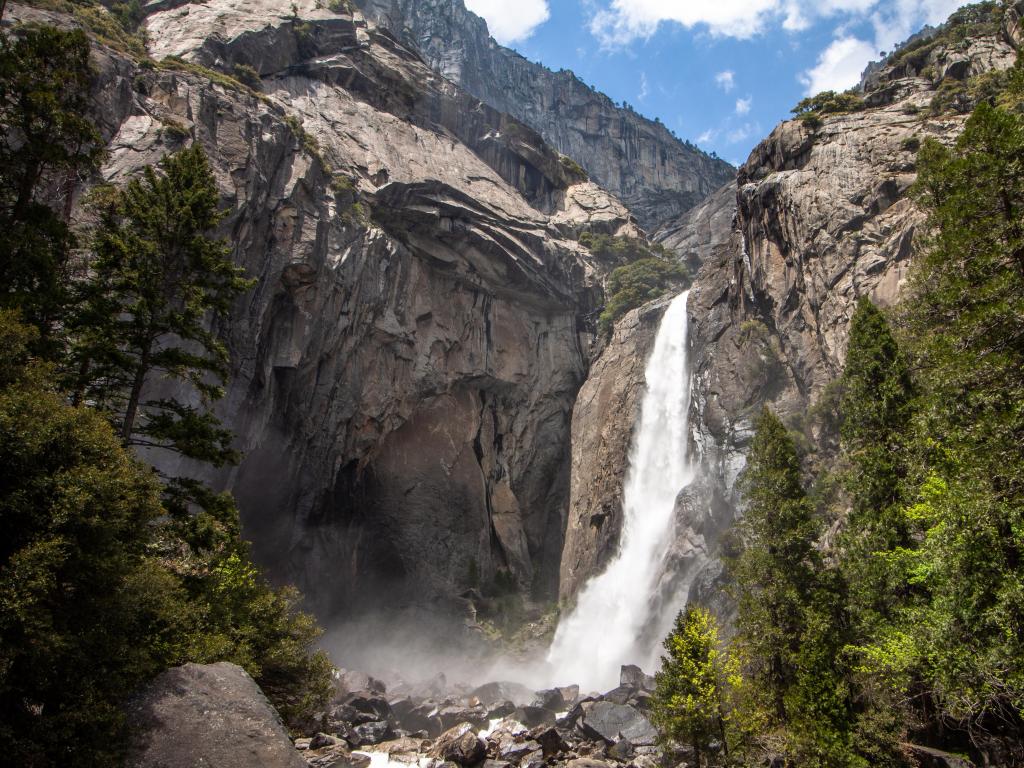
[232,63,262,89]
[598,256,688,333]
[0,316,330,763]
[887,2,1003,74]
[899,99,1024,736]
[559,154,588,181]
[731,409,856,766]
[0,25,103,340]
[0,310,175,766]
[586,234,687,333]
[651,606,739,767]
[792,90,866,122]
[69,144,253,464]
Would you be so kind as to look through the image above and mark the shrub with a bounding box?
[598,255,688,334]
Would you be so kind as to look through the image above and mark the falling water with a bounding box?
[546,290,694,692]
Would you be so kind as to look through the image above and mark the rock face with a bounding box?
[558,299,667,602]
[9,0,647,615]
[353,0,735,232]
[126,662,305,768]
[557,6,1023,606]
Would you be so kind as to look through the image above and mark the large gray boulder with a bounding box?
[126,661,304,768]
[578,701,658,747]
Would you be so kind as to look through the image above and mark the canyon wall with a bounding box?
[353,0,735,232]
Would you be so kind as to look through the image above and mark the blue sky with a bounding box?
[464,0,968,166]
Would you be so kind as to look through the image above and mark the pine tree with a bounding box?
[732,408,820,723]
[651,606,739,767]
[70,144,252,465]
[0,25,103,339]
[903,100,1024,741]
[838,297,917,630]
[731,408,854,766]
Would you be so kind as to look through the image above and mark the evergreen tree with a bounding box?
[838,297,918,630]
[835,298,918,766]
[0,25,103,338]
[732,408,854,766]
[651,606,739,767]
[903,100,1024,741]
[70,143,251,464]
[0,310,192,767]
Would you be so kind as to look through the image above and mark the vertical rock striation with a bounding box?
[353,0,735,232]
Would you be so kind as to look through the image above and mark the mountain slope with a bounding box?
[354,0,735,233]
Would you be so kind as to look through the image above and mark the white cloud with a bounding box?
[587,0,968,47]
[735,96,752,115]
[799,35,877,94]
[797,0,966,96]
[464,0,551,44]
[639,72,650,101]
[727,122,760,144]
[715,70,736,92]
[697,128,719,144]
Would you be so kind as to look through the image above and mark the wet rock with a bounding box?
[530,688,566,712]
[346,693,393,723]
[607,738,634,762]
[125,662,304,768]
[482,761,511,768]
[472,682,534,707]
[486,701,516,720]
[498,740,539,762]
[336,670,387,697]
[306,745,373,768]
[439,705,488,730]
[566,759,614,768]
[512,706,556,728]
[430,723,487,766]
[311,733,345,750]
[532,726,568,758]
[557,685,580,707]
[352,720,394,746]
[618,666,655,692]
[601,686,633,706]
[578,702,657,747]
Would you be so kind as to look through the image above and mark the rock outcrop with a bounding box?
[557,5,1023,606]
[7,0,649,616]
[126,662,305,768]
[353,0,735,232]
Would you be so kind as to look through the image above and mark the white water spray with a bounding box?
[546,291,694,692]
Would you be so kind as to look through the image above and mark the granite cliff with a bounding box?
[353,0,735,232]
[6,0,663,617]
[558,3,1023,611]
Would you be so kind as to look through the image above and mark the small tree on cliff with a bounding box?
[651,605,739,767]
[70,143,252,465]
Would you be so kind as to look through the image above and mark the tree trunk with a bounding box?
[121,341,152,445]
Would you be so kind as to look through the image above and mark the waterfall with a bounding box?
[546,290,694,692]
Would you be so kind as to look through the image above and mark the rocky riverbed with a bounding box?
[126,661,684,768]
[296,666,671,768]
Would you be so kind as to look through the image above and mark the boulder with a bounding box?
[566,760,614,768]
[352,720,394,746]
[125,661,304,768]
[345,692,393,722]
[336,669,387,697]
[557,685,580,708]
[607,738,634,762]
[472,681,534,706]
[439,704,489,730]
[618,666,655,692]
[512,706,556,728]
[486,701,517,719]
[578,702,658,747]
[530,688,566,712]
[902,744,975,768]
[532,726,568,758]
[310,733,344,750]
[601,686,633,705]
[430,723,487,766]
